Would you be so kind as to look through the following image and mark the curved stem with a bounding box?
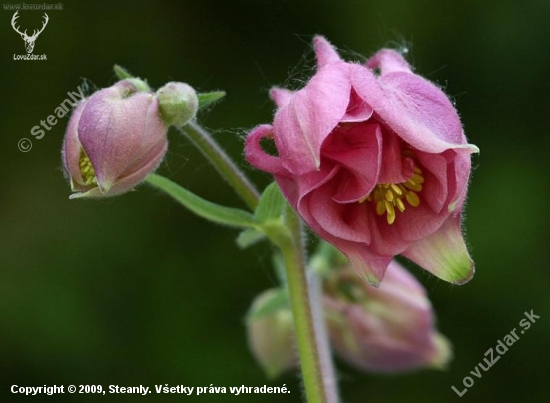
[178,121,260,210]
[280,207,339,403]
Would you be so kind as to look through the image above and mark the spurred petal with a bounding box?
[313,36,341,68]
[273,62,351,175]
[402,214,474,284]
[270,87,294,108]
[245,124,287,175]
[366,49,412,75]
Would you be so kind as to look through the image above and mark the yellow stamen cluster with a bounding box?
[360,166,424,225]
[79,148,97,186]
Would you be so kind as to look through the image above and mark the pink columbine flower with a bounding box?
[324,260,452,373]
[62,80,169,198]
[246,36,479,285]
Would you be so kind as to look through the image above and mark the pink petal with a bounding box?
[341,89,373,122]
[79,90,158,191]
[321,122,382,203]
[377,129,414,184]
[341,246,393,287]
[366,210,416,255]
[305,179,372,244]
[108,140,168,196]
[273,63,351,175]
[78,89,140,188]
[277,163,339,208]
[70,141,167,199]
[416,151,449,214]
[401,214,474,284]
[446,149,472,212]
[393,202,448,243]
[119,135,168,180]
[352,65,478,154]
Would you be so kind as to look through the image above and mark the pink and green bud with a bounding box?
[246,289,296,378]
[156,82,199,127]
[62,79,168,198]
[324,260,452,373]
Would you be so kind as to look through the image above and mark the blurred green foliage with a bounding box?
[1,0,549,402]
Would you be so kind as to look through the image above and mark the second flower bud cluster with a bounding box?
[247,256,451,377]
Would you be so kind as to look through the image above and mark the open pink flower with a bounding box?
[246,36,478,285]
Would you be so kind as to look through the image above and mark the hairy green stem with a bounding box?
[307,270,339,402]
[175,120,339,401]
[281,207,339,403]
[178,121,260,210]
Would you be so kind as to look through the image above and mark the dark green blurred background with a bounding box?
[1,0,549,402]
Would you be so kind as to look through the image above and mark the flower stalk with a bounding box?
[178,121,260,210]
[172,121,338,401]
[279,206,338,403]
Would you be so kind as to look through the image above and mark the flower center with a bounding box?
[360,165,424,225]
[79,148,97,186]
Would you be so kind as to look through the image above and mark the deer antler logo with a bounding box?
[11,11,49,54]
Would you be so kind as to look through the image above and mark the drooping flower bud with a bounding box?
[156,82,199,127]
[62,79,168,198]
[246,289,296,378]
[324,260,452,373]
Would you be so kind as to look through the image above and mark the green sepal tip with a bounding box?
[114,65,134,80]
[198,91,226,109]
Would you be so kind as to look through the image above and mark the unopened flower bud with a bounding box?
[324,260,452,373]
[246,289,296,378]
[62,79,168,198]
[156,82,199,127]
